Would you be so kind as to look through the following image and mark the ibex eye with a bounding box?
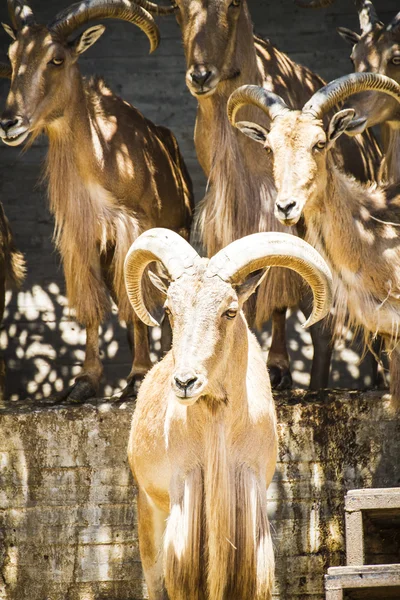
[49,58,64,66]
[314,140,326,151]
[391,55,400,65]
[224,309,237,319]
[229,0,241,7]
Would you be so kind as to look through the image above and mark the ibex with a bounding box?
[228,72,400,408]
[137,0,380,390]
[0,63,25,401]
[125,227,332,600]
[0,0,193,401]
[297,0,400,183]
[0,197,25,400]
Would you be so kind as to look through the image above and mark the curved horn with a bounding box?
[294,0,336,8]
[7,0,35,30]
[0,63,12,79]
[134,0,176,16]
[49,0,160,54]
[124,228,200,327]
[303,72,400,119]
[354,1,379,35]
[227,85,290,127]
[207,232,332,328]
[387,12,400,34]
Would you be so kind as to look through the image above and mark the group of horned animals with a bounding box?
[0,0,400,599]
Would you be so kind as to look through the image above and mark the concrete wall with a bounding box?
[0,391,398,599]
[0,0,398,401]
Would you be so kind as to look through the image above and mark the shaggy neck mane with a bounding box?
[381,122,400,183]
[44,76,140,325]
[306,159,399,342]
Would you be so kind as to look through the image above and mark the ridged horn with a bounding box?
[355,1,379,34]
[303,73,400,119]
[49,0,160,54]
[207,232,332,329]
[294,0,336,8]
[124,228,200,327]
[0,63,12,79]
[387,12,400,34]
[133,0,176,16]
[7,0,35,30]
[227,85,290,127]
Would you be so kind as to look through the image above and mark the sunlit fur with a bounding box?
[264,110,400,409]
[2,23,193,395]
[175,0,381,327]
[340,18,400,182]
[128,262,277,599]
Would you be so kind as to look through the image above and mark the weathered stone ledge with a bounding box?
[0,390,398,599]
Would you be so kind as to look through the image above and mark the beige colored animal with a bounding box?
[0,0,193,401]
[297,0,400,183]
[136,0,380,391]
[125,228,332,600]
[228,72,400,408]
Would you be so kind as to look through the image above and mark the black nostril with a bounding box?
[174,376,198,390]
[191,69,212,87]
[278,201,296,216]
[0,118,19,133]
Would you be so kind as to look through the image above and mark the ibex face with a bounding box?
[165,265,249,404]
[246,112,331,226]
[0,23,105,146]
[174,0,243,98]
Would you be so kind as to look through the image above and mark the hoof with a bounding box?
[268,365,293,390]
[118,374,145,400]
[56,379,98,404]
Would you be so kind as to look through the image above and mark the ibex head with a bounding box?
[296,0,400,132]
[338,1,400,132]
[124,229,332,404]
[0,0,160,146]
[132,0,246,98]
[228,73,400,225]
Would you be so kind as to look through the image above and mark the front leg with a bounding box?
[61,322,103,402]
[137,489,169,600]
[299,294,332,390]
[120,312,153,398]
[267,308,292,390]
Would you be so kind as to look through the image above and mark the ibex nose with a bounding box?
[0,116,21,133]
[276,199,297,217]
[190,68,212,87]
[174,372,198,392]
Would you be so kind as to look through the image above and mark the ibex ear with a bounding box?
[235,269,269,305]
[327,109,356,145]
[148,269,169,298]
[2,23,16,41]
[337,27,361,46]
[72,25,105,55]
[235,120,269,145]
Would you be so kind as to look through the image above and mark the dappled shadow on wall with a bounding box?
[2,283,161,401]
[1,281,382,402]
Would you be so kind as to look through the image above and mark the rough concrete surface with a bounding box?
[0,0,398,400]
[0,391,399,600]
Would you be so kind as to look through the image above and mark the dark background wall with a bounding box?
[0,0,397,400]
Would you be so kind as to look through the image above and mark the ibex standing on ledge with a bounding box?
[125,228,332,600]
[0,0,193,401]
[141,0,381,390]
[228,73,400,410]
